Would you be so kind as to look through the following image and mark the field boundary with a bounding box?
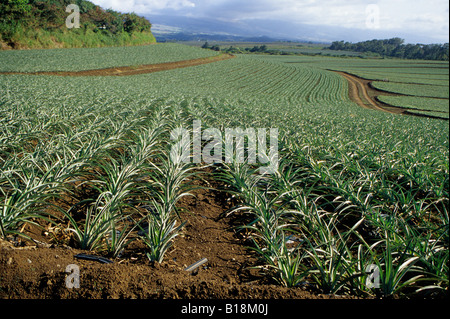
[0,54,235,77]
[332,70,449,120]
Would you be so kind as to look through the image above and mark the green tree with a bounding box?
[123,13,151,33]
[210,45,220,51]
[105,9,124,34]
[0,0,31,18]
[0,0,31,42]
[329,37,448,61]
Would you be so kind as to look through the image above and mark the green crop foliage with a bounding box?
[0,44,448,297]
[372,81,449,99]
[0,43,220,72]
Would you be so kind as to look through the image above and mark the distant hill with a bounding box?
[148,14,447,45]
[154,30,283,43]
[0,0,156,50]
[149,15,305,43]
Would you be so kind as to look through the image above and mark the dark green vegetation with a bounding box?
[198,39,449,60]
[0,44,448,298]
[199,41,364,57]
[0,0,156,49]
[329,38,449,61]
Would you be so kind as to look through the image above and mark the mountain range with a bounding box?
[148,14,445,44]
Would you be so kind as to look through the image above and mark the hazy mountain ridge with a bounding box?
[148,14,447,44]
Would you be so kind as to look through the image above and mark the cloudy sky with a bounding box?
[90,0,449,43]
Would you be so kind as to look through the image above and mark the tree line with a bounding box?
[329,38,449,61]
[202,42,282,55]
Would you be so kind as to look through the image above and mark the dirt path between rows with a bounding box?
[333,70,448,120]
[0,54,235,77]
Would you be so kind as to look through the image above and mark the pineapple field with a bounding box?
[0,43,448,300]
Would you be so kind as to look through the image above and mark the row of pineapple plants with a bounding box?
[1,101,195,263]
[1,95,448,297]
[216,128,448,298]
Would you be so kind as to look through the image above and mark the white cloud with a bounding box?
[91,0,195,14]
[90,0,449,42]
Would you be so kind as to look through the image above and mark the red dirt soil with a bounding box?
[0,175,355,300]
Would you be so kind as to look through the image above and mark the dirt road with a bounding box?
[334,71,404,114]
[0,54,235,77]
[334,71,448,120]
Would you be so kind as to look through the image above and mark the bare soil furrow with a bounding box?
[333,70,448,120]
[0,54,235,77]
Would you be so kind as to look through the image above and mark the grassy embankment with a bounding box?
[0,0,156,50]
